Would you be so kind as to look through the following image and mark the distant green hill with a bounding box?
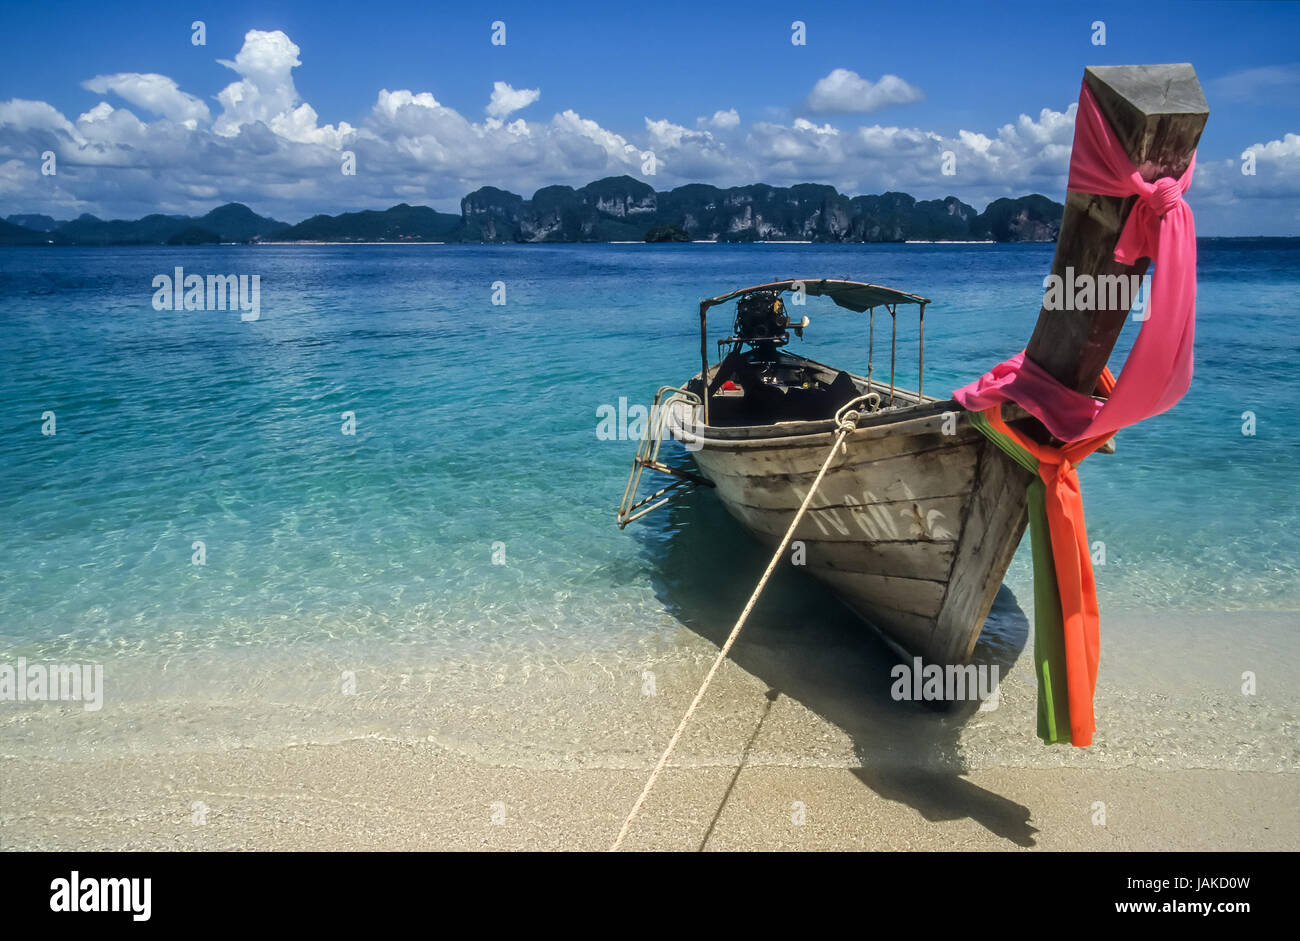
[166,225,222,245]
[52,212,193,245]
[6,213,66,232]
[4,184,1063,246]
[645,224,691,243]
[197,203,290,242]
[974,194,1064,242]
[25,203,288,245]
[0,218,45,245]
[453,175,1059,243]
[269,203,462,242]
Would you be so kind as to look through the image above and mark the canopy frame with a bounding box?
[697,279,931,425]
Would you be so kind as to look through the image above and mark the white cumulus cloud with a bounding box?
[213,29,353,146]
[805,69,924,114]
[0,28,1291,234]
[486,82,540,119]
[702,108,740,129]
[82,73,210,128]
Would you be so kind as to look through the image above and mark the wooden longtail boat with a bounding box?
[618,64,1207,667]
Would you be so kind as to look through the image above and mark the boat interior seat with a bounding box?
[702,360,861,426]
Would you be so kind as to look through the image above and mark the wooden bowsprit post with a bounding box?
[931,66,1209,666]
[1024,64,1208,400]
[965,64,1210,746]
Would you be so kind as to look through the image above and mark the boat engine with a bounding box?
[734,291,807,351]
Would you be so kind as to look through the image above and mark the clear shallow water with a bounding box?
[0,241,1296,767]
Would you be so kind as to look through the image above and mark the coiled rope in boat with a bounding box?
[611,394,879,851]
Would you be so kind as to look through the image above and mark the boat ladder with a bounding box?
[616,386,713,529]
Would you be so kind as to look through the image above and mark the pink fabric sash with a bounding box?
[954,80,1198,442]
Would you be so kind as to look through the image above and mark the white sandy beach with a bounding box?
[3,741,1294,851]
[2,607,1295,851]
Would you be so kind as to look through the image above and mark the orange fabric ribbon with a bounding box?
[983,369,1116,746]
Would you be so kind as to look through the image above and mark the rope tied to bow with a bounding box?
[611,394,878,850]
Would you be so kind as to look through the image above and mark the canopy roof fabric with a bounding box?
[702,278,930,313]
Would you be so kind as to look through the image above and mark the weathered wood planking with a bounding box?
[692,400,1017,662]
[720,494,968,546]
[930,441,1032,664]
[836,598,941,660]
[700,447,979,514]
[699,409,976,455]
[801,538,955,581]
[812,569,947,619]
[700,429,978,477]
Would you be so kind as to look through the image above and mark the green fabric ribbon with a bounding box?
[967,410,1072,745]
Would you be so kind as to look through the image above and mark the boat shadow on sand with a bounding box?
[635,466,1039,848]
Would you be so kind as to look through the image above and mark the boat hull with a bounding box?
[684,400,1032,665]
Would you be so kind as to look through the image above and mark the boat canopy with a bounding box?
[702,278,930,313]
[695,277,934,425]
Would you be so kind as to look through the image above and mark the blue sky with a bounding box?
[1,0,1297,233]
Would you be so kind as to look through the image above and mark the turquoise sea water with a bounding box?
[0,241,1297,767]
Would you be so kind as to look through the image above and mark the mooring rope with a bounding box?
[610,394,877,851]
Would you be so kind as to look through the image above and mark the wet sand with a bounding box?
[1,739,1294,851]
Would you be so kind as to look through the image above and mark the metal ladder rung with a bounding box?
[616,387,710,528]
